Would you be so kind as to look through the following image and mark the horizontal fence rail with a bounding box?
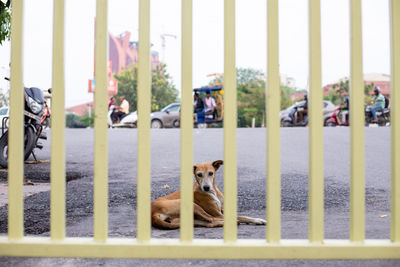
[0,0,399,260]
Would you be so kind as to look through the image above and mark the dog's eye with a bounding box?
[208,172,214,176]
[197,173,203,178]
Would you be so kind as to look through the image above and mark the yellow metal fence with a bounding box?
[0,0,399,259]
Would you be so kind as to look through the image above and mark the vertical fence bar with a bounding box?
[308,0,324,243]
[8,0,24,240]
[93,0,108,242]
[391,0,400,243]
[223,0,237,243]
[267,0,281,243]
[50,0,66,240]
[349,0,365,242]
[180,0,193,242]
[137,0,151,242]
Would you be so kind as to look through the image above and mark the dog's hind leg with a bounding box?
[237,216,266,225]
[193,203,222,223]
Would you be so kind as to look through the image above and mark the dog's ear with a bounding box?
[212,160,223,171]
[193,165,197,175]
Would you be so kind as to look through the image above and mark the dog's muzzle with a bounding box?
[203,185,210,192]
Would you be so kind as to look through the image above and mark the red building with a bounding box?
[72,31,161,117]
[66,102,94,117]
[289,92,306,101]
[109,31,160,74]
[323,73,391,98]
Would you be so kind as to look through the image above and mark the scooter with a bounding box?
[107,105,137,128]
[326,105,349,127]
[365,105,390,126]
[281,103,308,127]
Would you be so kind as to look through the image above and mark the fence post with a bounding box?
[391,0,400,243]
[224,0,238,243]
[8,0,25,241]
[137,0,151,242]
[180,0,194,242]
[308,0,324,243]
[93,0,109,242]
[349,0,365,242]
[51,0,66,241]
[267,0,281,243]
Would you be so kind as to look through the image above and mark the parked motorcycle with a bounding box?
[281,103,308,127]
[0,78,51,168]
[326,105,349,127]
[107,105,137,128]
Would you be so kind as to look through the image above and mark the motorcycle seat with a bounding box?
[120,113,130,120]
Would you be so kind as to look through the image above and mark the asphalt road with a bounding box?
[0,127,398,266]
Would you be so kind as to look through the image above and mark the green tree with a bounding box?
[327,79,375,105]
[280,85,304,110]
[0,88,8,108]
[80,113,94,127]
[114,63,178,112]
[0,0,11,45]
[235,68,298,127]
[236,68,266,127]
[66,113,86,128]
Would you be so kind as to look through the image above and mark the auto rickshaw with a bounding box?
[193,86,224,128]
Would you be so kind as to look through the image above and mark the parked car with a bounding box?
[0,106,9,130]
[280,100,336,126]
[151,103,180,128]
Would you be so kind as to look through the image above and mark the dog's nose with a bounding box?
[203,185,210,192]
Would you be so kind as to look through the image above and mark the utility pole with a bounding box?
[160,34,177,62]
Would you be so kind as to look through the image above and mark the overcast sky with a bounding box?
[0,0,391,107]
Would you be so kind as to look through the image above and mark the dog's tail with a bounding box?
[151,213,180,230]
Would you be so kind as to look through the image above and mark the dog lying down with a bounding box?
[151,160,266,229]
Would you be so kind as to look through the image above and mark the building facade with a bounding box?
[323,73,391,98]
[109,31,160,74]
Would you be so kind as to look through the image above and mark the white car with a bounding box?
[0,106,9,130]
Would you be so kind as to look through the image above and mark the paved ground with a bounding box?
[0,127,398,266]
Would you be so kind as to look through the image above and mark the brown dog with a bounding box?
[151,160,266,229]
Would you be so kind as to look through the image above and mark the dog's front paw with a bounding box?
[253,218,267,225]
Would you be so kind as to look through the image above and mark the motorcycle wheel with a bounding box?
[326,121,336,127]
[378,119,387,127]
[0,127,36,168]
[281,121,292,127]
